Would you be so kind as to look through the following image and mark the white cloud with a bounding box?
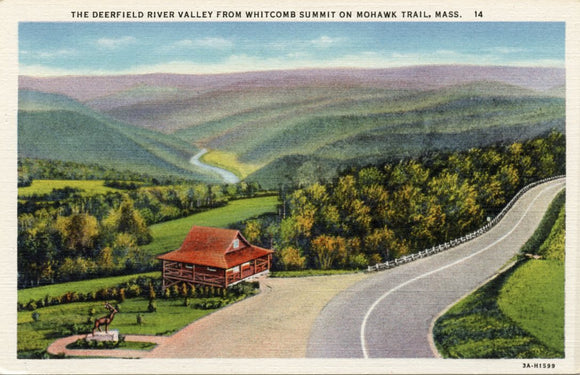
[20,49,77,60]
[434,49,461,56]
[286,51,310,59]
[168,37,234,50]
[19,50,564,77]
[96,36,137,49]
[485,47,527,54]
[310,35,345,48]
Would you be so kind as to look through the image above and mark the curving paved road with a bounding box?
[307,178,565,358]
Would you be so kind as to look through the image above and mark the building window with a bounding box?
[233,239,239,249]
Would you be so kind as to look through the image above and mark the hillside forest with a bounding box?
[17,131,565,287]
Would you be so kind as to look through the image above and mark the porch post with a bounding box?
[162,260,166,290]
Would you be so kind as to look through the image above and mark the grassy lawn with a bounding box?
[432,268,562,358]
[498,260,564,353]
[18,272,160,305]
[497,201,565,353]
[18,297,222,355]
[18,179,124,197]
[143,195,279,255]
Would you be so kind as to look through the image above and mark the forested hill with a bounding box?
[240,131,566,271]
[19,66,565,188]
[18,90,221,182]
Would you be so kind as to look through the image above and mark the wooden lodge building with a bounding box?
[157,226,274,289]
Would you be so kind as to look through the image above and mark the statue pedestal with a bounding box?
[87,329,119,342]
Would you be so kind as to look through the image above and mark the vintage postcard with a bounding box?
[0,0,578,373]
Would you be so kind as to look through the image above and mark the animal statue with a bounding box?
[92,302,118,335]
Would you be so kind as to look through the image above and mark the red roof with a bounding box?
[156,226,273,269]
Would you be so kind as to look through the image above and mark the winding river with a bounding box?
[189,148,240,184]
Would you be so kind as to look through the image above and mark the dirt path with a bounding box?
[145,273,368,358]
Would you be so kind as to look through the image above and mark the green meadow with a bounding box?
[498,260,564,353]
[143,195,279,255]
[18,179,122,197]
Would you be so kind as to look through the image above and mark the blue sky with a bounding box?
[19,22,564,76]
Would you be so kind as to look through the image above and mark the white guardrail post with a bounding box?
[366,175,564,272]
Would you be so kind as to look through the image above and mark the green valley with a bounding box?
[18,90,220,183]
[20,67,565,188]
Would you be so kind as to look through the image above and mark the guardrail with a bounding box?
[366,175,565,273]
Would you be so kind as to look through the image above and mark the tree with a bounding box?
[496,164,520,199]
[334,175,358,213]
[103,198,151,245]
[364,226,396,261]
[243,220,262,244]
[209,184,225,206]
[96,246,115,273]
[18,212,60,286]
[409,197,446,248]
[56,213,99,256]
[428,172,482,240]
[279,246,306,270]
[357,167,386,187]
[311,235,347,270]
[193,184,209,207]
[57,257,96,281]
[389,160,429,188]
[360,184,389,228]
[388,183,425,235]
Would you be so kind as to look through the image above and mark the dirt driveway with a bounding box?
[145,273,367,358]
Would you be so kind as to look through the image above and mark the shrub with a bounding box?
[148,299,157,313]
[127,284,141,298]
[136,314,143,325]
[349,253,368,269]
[118,288,126,303]
[189,285,197,298]
[180,283,188,298]
[31,312,40,322]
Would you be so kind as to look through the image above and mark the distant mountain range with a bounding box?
[19,65,565,187]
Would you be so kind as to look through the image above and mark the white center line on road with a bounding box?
[360,180,564,358]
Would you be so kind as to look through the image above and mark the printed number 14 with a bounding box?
[475,11,483,17]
